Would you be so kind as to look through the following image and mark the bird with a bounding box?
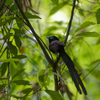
[47,36,87,95]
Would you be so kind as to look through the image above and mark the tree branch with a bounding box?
[64,0,76,44]
[14,0,58,91]
[14,0,53,66]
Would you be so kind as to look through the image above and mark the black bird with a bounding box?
[47,36,87,95]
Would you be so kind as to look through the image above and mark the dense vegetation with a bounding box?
[0,0,100,100]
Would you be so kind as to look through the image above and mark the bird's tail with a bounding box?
[60,50,87,95]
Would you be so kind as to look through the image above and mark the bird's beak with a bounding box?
[46,37,49,39]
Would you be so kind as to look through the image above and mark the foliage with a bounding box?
[0,0,100,100]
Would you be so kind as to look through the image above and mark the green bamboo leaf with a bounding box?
[12,69,25,80]
[96,8,100,24]
[0,84,6,92]
[51,0,59,5]
[0,59,19,62]
[24,12,41,19]
[0,63,7,77]
[5,0,13,5]
[2,33,13,40]
[7,94,23,99]
[0,16,15,27]
[8,42,18,56]
[13,28,25,35]
[13,55,27,59]
[14,35,22,49]
[75,32,100,37]
[22,88,33,94]
[24,5,39,14]
[49,2,68,16]
[13,80,30,85]
[45,90,64,100]
[75,21,95,32]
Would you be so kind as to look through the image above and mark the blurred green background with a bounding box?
[0,0,100,100]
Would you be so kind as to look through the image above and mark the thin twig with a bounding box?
[83,62,100,80]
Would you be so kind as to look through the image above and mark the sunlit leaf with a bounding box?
[0,59,19,62]
[24,71,40,77]
[49,2,68,16]
[45,90,64,100]
[7,94,23,99]
[75,21,95,32]
[75,32,100,37]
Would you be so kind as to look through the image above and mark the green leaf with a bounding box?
[14,35,22,49]
[3,33,13,40]
[78,8,84,16]
[22,88,33,94]
[16,19,23,29]
[13,55,27,59]
[24,12,41,19]
[0,78,7,80]
[90,59,100,65]
[5,0,13,5]
[51,0,59,5]
[13,28,25,35]
[7,94,23,99]
[96,8,100,24]
[13,80,30,85]
[8,42,18,56]
[45,90,64,100]
[0,16,15,27]
[0,59,19,62]
[12,69,25,80]
[75,32,100,37]
[0,84,6,92]
[75,21,95,32]
[0,63,7,77]
[38,70,45,86]
[24,5,39,14]
[49,2,68,16]
[24,71,40,77]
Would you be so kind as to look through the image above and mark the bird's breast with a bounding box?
[49,41,59,54]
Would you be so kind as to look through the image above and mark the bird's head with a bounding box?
[47,36,59,43]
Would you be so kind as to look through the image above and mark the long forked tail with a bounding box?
[60,51,87,95]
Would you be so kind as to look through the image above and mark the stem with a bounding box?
[7,46,11,100]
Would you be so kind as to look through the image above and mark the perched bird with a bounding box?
[47,36,87,95]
